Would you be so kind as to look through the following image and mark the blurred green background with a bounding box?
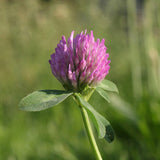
[0,0,160,159]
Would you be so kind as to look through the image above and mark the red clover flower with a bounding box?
[49,30,110,92]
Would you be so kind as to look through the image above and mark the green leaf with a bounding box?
[96,87,110,103]
[97,79,119,93]
[19,90,73,111]
[75,93,114,143]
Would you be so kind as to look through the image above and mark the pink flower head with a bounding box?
[49,30,111,92]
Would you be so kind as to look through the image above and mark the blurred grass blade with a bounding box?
[109,94,137,123]
[97,79,119,93]
[75,93,114,143]
[96,87,110,103]
[126,0,142,98]
[19,90,73,111]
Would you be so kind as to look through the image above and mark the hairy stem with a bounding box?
[80,105,103,160]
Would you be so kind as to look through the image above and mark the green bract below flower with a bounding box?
[49,30,110,93]
[19,30,119,160]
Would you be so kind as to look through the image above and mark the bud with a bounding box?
[49,30,110,92]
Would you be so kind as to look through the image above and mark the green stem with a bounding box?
[80,105,103,160]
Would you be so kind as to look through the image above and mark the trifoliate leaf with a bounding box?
[75,93,114,143]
